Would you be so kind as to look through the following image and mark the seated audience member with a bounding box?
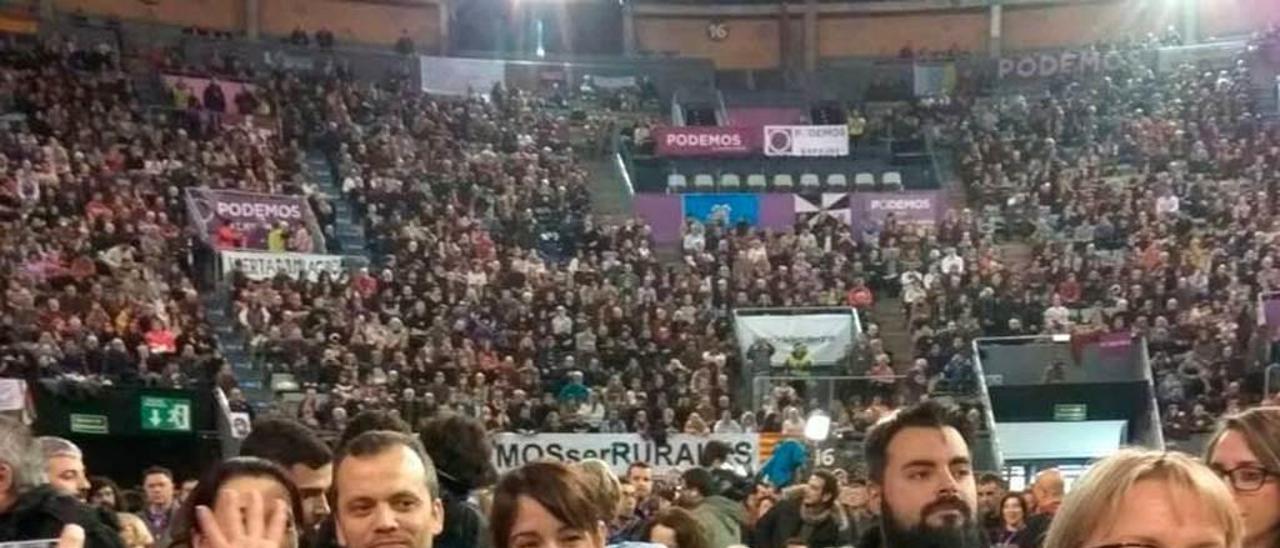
[1043,449,1243,548]
[1204,407,1280,548]
[491,461,609,548]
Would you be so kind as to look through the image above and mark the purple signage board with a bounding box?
[654,126,760,157]
[634,194,682,244]
[185,188,325,252]
[851,191,943,236]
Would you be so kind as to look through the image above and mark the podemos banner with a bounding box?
[851,191,943,235]
[763,125,849,157]
[491,433,760,474]
[219,250,352,281]
[654,126,758,157]
[733,313,856,367]
[185,188,324,252]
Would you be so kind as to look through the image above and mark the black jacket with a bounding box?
[754,498,852,548]
[0,486,124,548]
[436,488,489,548]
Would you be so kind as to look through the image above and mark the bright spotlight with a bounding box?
[804,411,831,442]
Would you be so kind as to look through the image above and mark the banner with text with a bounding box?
[763,125,849,157]
[219,250,355,281]
[654,126,759,157]
[491,433,760,475]
[419,56,507,96]
[997,49,1132,80]
[186,189,325,252]
[851,191,943,236]
[733,313,856,367]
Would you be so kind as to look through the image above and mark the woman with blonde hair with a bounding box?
[1204,406,1280,548]
[1044,449,1243,548]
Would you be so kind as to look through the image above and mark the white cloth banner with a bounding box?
[733,313,855,367]
[589,75,638,89]
[419,56,507,96]
[491,433,759,475]
[0,379,27,411]
[763,125,849,157]
[220,250,348,281]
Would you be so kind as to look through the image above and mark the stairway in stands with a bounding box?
[305,150,370,256]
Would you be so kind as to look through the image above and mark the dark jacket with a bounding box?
[0,486,124,548]
[754,498,852,548]
[437,488,490,548]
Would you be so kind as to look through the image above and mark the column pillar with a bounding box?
[803,0,818,74]
[244,0,260,40]
[622,1,636,56]
[988,3,1002,58]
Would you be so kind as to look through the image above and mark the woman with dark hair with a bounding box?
[646,508,712,548]
[989,492,1034,548]
[88,476,121,512]
[491,461,607,548]
[420,414,498,548]
[169,457,305,548]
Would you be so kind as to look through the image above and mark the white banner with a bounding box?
[220,250,349,281]
[733,313,855,367]
[419,56,507,96]
[589,75,638,89]
[491,433,759,475]
[763,125,849,157]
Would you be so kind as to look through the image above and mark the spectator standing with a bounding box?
[676,468,746,548]
[332,431,444,548]
[138,466,179,548]
[419,415,497,548]
[238,418,334,531]
[1203,407,1280,548]
[38,437,90,502]
[0,417,123,548]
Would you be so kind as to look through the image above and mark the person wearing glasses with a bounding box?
[1042,449,1243,548]
[1205,407,1280,548]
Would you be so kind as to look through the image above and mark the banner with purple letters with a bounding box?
[185,188,325,252]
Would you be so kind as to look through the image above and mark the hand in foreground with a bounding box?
[57,524,85,548]
[195,489,288,548]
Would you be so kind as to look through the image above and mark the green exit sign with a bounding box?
[1054,403,1087,422]
[140,396,192,432]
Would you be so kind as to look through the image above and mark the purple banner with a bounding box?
[186,188,325,252]
[759,194,796,231]
[851,191,943,235]
[654,126,760,157]
[1261,293,1280,342]
[634,194,682,244]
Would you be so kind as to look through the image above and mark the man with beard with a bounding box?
[860,400,986,548]
[754,469,853,548]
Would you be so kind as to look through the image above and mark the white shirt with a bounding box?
[940,254,965,275]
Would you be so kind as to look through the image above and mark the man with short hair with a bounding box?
[860,400,986,548]
[0,417,123,548]
[626,462,660,522]
[333,431,443,548]
[976,473,1006,531]
[138,466,179,547]
[755,469,852,548]
[37,437,90,501]
[239,417,335,529]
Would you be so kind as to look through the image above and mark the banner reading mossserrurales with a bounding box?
[185,188,325,252]
[219,250,355,281]
[490,433,760,475]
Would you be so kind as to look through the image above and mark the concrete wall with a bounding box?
[1196,0,1280,40]
[817,10,988,57]
[635,15,781,70]
[1002,0,1179,51]
[54,0,440,46]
